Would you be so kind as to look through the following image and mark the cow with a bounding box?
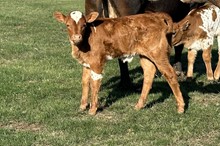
[85,0,202,87]
[54,10,185,115]
[172,2,220,81]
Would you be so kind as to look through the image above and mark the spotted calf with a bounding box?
[173,3,220,81]
[54,11,185,115]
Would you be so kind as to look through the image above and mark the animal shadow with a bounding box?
[98,49,220,112]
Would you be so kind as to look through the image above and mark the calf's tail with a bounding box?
[161,13,173,34]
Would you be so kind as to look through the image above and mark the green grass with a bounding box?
[0,0,220,145]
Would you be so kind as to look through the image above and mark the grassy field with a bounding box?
[0,0,220,145]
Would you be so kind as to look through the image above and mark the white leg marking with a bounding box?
[91,71,103,80]
[83,63,90,68]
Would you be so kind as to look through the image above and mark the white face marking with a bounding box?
[91,71,103,80]
[70,11,83,24]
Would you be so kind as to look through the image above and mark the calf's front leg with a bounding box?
[89,73,102,115]
[187,49,197,80]
[80,67,91,111]
[88,58,105,115]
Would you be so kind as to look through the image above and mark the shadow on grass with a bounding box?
[99,49,220,113]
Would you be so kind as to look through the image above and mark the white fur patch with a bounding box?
[120,54,136,63]
[188,39,209,51]
[91,71,103,80]
[70,11,83,24]
[83,63,90,68]
[106,55,114,60]
[195,5,220,50]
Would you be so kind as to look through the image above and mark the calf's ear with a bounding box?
[86,12,99,23]
[54,12,66,23]
[182,20,190,31]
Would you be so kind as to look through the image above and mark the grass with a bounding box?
[0,0,220,145]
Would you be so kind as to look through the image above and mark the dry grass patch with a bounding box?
[0,121,43,132]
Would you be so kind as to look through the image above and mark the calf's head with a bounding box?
[54,11,99,45]
[172,20,190,46]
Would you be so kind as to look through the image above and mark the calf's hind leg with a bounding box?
[154,58,185,113]
[214,36,220,80]
[135,57,156,110]
[214,51,220,80]
[202,46,214,80]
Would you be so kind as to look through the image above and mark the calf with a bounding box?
[85,0,193,86]
[54,11,185,115]
[173,3,220,80]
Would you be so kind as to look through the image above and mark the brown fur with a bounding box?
[54,11,185,115]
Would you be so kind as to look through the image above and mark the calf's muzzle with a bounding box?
[71,34,83,44]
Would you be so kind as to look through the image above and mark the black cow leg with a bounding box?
[118,59,132,88]
[173,45,185,79]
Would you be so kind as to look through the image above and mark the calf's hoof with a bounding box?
[88,108,97,115]
[207,76,214,81]
[214,74,220,81]
[214,77,219,81]
[79,104,88,111]
[177,105,185,114]
[134,102,145,110]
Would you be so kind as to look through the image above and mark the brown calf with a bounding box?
[173,3,220,81]
[54,11,185,115]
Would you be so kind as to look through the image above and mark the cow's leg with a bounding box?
[202,46,214,80]
[214,36,220,80]
[187,49,197,80]
[80,66,91,111]
[155,58,185,113]
[135,57,156,110]
[118,59,131,88]
[173,45,184,76]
